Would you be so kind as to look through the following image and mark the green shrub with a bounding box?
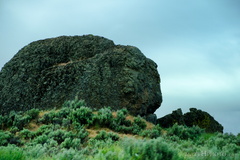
[115,109,128,125]
[39,108,72,126]
[110,109,133,134]
[141,139,178,160]
[0,131,12,146]
[120,108,129,115]
[39,111,58,124]
[56,148,77,160]
[60,138,81,149]
[35,124,53,136]
[131,116,147,134]
[52,117,63,125]
[38,99,89,127]
[60,137,72,149]
[9,126,20,134]
[69,107,94,125]
[33,135,49,145]
[74,125,89,142]
[19,129,35,139]
[122,137,180,160]
[63,131,77,139]
[91,145,124,160]
[46,138,58,148]
[0,145,25,160]
[62,118,72,129]
[140,125,162,139]
[89,138,118,150]
[131,125,142,135]
[32,124,88,148]
[94,130,112,141]
[63,98,86,109]
[8,111,18,126]
[140,129,160,138]
[13,115,31,130]
[222,143,240,154]
[55,148,86,160]
[0,130,21,146]
[57,107,71,118]
[94,130,119,142]
[206,133,240,150]
[48,129,71,144]
[116,125,133,134]
[167,124,204,140]
[177,140,197,154]
[107,132,120,142]
[95,107,113,127]
[2,111,35,130]
[133,116,147,130]
[24,144,48,159]
[0,111,30,130]
[1,112,32,131]
[26,108,40,119]
[0,115,8,129]
[167,135,181,142]
[222,133,240,146]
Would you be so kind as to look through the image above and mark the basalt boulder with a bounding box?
[0,35,162,116]
[157,108,223,133]
[183,108,223,133]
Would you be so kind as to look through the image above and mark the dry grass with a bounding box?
[118,132,142,139]
[146,121,155,130]
[87,128,113,138]
[39,110,51,118]
[87,127,143,139]
[25,121,41,132]
[53,58,86,68]
[112,112,117,118]
[53,61,73,67]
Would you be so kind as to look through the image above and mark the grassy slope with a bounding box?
[0,100,239,160]
[25,110,152,140]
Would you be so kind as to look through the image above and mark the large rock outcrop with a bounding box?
[157,108,224,133]
[0,35,162,116]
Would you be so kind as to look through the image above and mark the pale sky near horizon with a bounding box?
[1,0,240,134]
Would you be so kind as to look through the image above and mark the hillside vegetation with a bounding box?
[0,99,239,160]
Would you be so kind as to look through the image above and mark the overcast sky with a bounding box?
[1,0,240,134]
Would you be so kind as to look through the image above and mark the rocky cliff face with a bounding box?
[0,35,162,116]
[157,108,224,133]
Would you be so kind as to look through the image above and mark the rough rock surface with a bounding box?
[0,35,162,116]
[157,108,223,133]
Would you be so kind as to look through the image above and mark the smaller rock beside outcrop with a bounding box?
[157,108,224,133]
[157,109,184,127]
[183,108,223,133]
